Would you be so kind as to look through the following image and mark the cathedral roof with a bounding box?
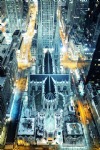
[45,92,55,100]
[45,76,55,93]
[44,51,53,74]
[45,76,56,100]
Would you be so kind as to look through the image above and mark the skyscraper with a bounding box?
[84,0,100,46]
[38,0,57,49]
[37,0,60,74]
[5,0,23,33]
[86,34,100,86]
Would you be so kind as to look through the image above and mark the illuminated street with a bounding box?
[18,3,37,70]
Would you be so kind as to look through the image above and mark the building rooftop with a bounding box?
[30,74,69,82]
[0,77,6,87]
[66,123,83,136]
[0,44,8,56]
[18,118,35,136]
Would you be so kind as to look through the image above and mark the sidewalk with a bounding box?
[0,125,7,148]
[6,93,14,119]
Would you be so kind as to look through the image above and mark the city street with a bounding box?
[18,3,37,70]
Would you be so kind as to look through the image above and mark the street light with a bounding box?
[61,46,66,53]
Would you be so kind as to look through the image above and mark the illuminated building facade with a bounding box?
[0,0,6,20]
[37,0,60,74]
[84,0,100,47]
[85,34,100,135]
[37,0,58,49]
[22,0,30,32]
[68,0,89,44]
[0,40,18,122]
[5,0,23,33]
[86,35,100,85]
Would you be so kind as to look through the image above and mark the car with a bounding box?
[75,104,78,108]
[77,112,80,116]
